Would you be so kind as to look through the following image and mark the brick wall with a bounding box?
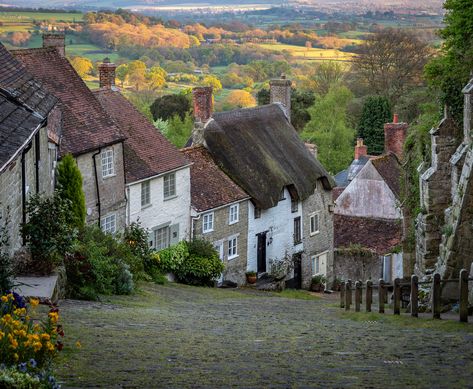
[384,121,408,160]
[192,87,213,123]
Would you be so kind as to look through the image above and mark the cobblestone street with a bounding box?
[57,283,473,388]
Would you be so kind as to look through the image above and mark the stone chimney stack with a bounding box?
[270,74,292,122]
[354,138,367,160]
[98,58,117,89]
[42,33,65,57]
[192,86,213,145]
[462,76,473,144]
[384,114,408,160]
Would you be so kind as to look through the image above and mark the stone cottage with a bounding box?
[0,42,59,255]
[182,146,250,285]
[333,116,407,282]
[93,60,192,249]
[13,34,127,233]
[190,79,335,289]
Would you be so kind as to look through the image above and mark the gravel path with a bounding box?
[56,283,473,388]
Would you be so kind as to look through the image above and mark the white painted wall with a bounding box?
[126,166,191,243]
[247,187,303,272]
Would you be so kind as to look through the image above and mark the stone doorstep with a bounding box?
[12,275,59,303]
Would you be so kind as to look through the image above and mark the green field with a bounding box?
[256,43,355,61]
[0,11,83,23]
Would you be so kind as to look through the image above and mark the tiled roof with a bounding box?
[371,153,401,198]
[0,92,43,171]
[12,48,125,156]
[204,104,335,210]
[0,43,56,119]
[334,214,402,255]
[93,88,189,183]
[334,155,371,188]
[181,146,249,212]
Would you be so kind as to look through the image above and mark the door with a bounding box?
[257,232,267,273]
[293,254,302,289]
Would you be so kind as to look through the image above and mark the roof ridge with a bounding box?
[10,47,56,56]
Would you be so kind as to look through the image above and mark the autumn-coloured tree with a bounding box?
[70,56,94,78]
[201,75,222,94]
[223,90,256,110]
[127,60,147,91]
[146,66,167,90]
[116,64,129,87]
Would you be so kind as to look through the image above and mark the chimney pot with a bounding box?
[42,33,65,57]
[98,58,117,89]
[354,138,368,160]
[393,114,399,124]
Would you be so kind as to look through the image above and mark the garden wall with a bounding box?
[333,248,382,282]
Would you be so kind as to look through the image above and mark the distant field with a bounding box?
[0,11,83,23]
[256,43,355,61]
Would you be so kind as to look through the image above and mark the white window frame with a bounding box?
[141,180,151,208]
[163,173,176,200]
[312,251,328,276]
[202,212,214,233]
[101,148,114,178]
[228,236,238,259]
[310,212,320,236]
[101,213,116,234]
[155,226,170,251]
[229,203,239,225]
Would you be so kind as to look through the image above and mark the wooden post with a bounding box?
[459,269,468,323]
[378,279,385,314]
[366,280,373,313]
[432,273,441,319]
[355,281,361,312]
[340,282,345,309]
[359,280,362,304]
[393,278,401,315]
[411,275,418,318]
[345,280,352,311]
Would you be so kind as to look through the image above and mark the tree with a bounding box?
[352,29,432,105]
[146,66,167,90]
[425,0,473,123]
[159,113,194,148]
[201,75,222,93]
[70,56,94,78]
[150,93,192,121]
[357,96,392,155]
[127,60,147,90]
[56,154,86,230]
[116,63,128,87]
[310,61,346,96]
[223,90,256,110]
[301,85,355,174]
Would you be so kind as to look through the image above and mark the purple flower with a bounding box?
[18,363,27,373]
[29,358,37,368]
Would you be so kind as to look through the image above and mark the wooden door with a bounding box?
[257,232,267,273]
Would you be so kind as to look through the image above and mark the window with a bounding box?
[163,173,176,199]
[291,198,298,213]
[294,217,301,245]
[141,180,151,207]
[254,207,261,219]
[228,236,238,259]
[310,213,320,235]
[312,252,327,276]
[101,149,114,178]
[229,204,239,224]
[155,226,170,251]
[312,255,320,275]
[203,212,214,233]
[101,214,116,234]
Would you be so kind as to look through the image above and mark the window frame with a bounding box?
[155,226,170,251]
[163,173,176,200]
[141,180,151,208]
[310,212,320,236]
[202,212,214,233]
[229,203,239,225]
[101,213,117,234]
[228,236,238,259]
[293,216,302,245]
[101,148,114,178]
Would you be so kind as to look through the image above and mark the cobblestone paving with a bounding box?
[56,283,473,388]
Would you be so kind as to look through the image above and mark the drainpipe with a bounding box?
[92,148,102,227]
[34,131,40,193]
[190,212,202,241]
[21,143,32,245]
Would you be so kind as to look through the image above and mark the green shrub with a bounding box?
[0,206,13,294]
[123,221,152,276]
[21,192,75,274]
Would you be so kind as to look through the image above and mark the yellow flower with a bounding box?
[1,295,8,303]
[0,331,4,340]
[48,312,59,323]
[41,333,51,341]
[33,342,42,352]
[76,341,82,349]
[29,298,39,308]
[13,353,19,362]
[7,293,14,300]
[10,338,18,349]
[46,342,55,352]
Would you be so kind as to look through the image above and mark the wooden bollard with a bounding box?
[345,280,352,311]
[355,281,362,312]
[411,275,418,318]
[378,279,385,314]
[366,280,373,312]
[393,278,401,315]
[432,273,441,319]
[340,282,345,309]
[359,280,362,304]
[459,269,468,323]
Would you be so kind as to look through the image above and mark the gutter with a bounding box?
[92,148,102,227]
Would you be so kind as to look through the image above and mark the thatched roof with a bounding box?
[204,104,335,210]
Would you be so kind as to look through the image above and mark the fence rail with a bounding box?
[339,269,471,323]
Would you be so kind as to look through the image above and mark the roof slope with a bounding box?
[12,48,125,156]
[204,104,335,210]
[371,153,401,197]
[334,155,370,188]
[93,89,189,183]
[182,146,249,212]
[0,92,43,170]
[0,43,56,119]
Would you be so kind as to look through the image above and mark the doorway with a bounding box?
[257,232,267,273]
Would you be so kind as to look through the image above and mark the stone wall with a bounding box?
[193,199,249,285]
[333,248,382,283]
[269,77,291,122]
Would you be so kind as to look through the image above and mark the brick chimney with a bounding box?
[270,74,292,122]
[98,58,117,89]
[354,138,367,160]
[462,76,473,144]
[384,114,408,160]
[42,33,65,57]
[192,86,213,124]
